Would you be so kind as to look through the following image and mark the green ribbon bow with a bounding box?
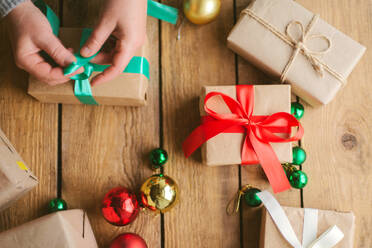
[35,0,178,105]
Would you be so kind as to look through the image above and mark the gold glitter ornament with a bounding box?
[183,0,221,25]
[140,174,179,214]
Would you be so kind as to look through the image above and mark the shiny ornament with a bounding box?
[110,233,147,248]
[140,174,178,213]
[48,198,67,213]
[289,170,308,189]
[291,102,305,120]
[183,0,221,25]
[150,148,168,168]
[243,188,262,207]
[102,187,140,226]
[292,146,307,165]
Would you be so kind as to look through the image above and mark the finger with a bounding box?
[80,20,114,58]
[91,41,135,86]
[90,51,113,65]
[38,34,76,67]
[21,52,71,85]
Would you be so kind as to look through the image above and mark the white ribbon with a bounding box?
[257,191,344,248]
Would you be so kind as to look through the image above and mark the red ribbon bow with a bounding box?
[182,85,304,193]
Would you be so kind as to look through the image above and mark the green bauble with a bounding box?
[291,102,304,120]
[292,147,307,165]
[289,170,308,189]
[48,198,67,213]
[150,148,168,168]
[243,188,262,207]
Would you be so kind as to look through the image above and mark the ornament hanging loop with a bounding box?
[226,184,253,216]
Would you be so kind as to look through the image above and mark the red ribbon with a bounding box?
[182,85,304,193]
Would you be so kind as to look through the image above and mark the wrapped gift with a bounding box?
[227,0,366,106]
[28,28,149,106]
[183,85,303,193]
[28,0,178,106]
[0,128,38,211]
[258,191,354,248]
[0,209,98,248]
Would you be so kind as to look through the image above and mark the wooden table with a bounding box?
[0,0,371,247]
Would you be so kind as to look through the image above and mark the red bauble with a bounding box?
[101,187,140,226]
[110,233,148,248]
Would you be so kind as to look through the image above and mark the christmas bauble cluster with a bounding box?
[101,148,178,227]
[282,102,308,189]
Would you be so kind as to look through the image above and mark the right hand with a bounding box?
[5,0,76,85]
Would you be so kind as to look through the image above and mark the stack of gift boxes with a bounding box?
[0,0,366,247]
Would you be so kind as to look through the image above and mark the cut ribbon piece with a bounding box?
[182,85,304,193]
[147,0,179,24]
[257,191,344,248]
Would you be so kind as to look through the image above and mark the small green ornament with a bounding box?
[48,198,67,213]
[291,102,305,120]
[243,188,262,207]
[292,146,307,165]
[150,148,168,168]
[289,170,308,189]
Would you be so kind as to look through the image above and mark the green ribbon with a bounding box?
[147,0,179,25]
[34,0,60,36]
[35,0,177,105]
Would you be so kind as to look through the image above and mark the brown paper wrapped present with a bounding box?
[0,209,98,248]
[28,27,149,106]
[0,128,38,211]
[260,207,355,248]
[257,190,355,248]
[200,85,292,166]
[227,0,366,106]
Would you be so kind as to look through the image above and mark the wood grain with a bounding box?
[0,0,58,231]
[161,1,241,247]
[61,0,161,246]
[233,1,301,247]
[296,0,372,247]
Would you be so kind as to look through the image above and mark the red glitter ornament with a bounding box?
[101,187,140,226]
[110,233,148,248]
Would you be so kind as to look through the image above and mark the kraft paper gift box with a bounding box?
[258,191,355,247]
[0,209,98,248]
[199,85,292,166]
[28,27,149,106]
[0,128,38,211]
[227,0,366,106]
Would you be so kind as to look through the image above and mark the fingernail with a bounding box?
[81,47,92,57]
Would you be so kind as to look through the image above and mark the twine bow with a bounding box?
[280,15,331,82]
[241,9,346,84]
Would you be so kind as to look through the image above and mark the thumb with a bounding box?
[80,21,114,57]
[39,34,76,67]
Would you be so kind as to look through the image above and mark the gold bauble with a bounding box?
[183,0,221,25]
[140,174,179,214]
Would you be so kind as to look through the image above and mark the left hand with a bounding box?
[80,0,147,86]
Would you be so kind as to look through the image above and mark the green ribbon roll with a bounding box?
[35,0,177,105]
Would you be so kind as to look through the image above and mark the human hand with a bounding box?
[5,0,76,85]
[80,0,147,86]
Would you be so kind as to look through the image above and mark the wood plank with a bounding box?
[296,0,372,247]
[0,0,59,231]
[61,0,160,247]
[161,1,240,247]
[235,1,301,247]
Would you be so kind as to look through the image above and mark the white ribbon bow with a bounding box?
[257,191,344,248]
